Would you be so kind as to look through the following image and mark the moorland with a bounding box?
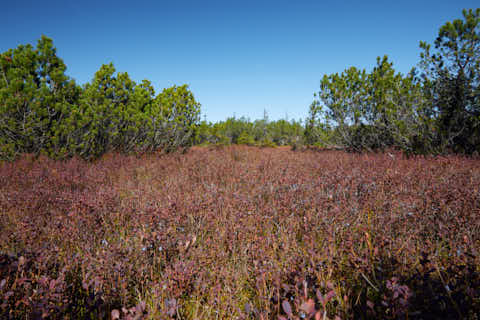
[1,146,479,319]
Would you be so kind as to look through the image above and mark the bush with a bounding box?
[0,38,201,160]
[0,36,80,160]
[237,131,255,145]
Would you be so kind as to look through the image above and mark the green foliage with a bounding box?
[258,138,277,148]
[0,37,201,160]
[237,131,255,145]
[267,118,304,146]
[152,84,201,153]
[67,64,142,158]
[306,8,479,155]
[366,57,425,152]
[304,101,331,146]
[419,8,480,154]
[308,56,425,152]
[0,36,80,160]
[192,114,304,147]
[195,119,213,145]
[70,67,201,159]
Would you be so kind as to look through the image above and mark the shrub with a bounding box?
[1,148,479,319]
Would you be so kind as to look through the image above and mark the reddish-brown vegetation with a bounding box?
[1,146,479,319]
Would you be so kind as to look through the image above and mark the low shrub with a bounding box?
[1,147,479,319]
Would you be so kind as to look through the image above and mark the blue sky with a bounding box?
[2,0,478,122]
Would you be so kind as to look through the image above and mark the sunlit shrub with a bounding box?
[1,148,479,319]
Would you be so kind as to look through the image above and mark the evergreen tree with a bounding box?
[150,84,201,153]
[0,36,80,159]
[308,56,425,151]
[420,8,480,154]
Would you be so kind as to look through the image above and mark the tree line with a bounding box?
[194,112,304,147]
[1,8,479,160]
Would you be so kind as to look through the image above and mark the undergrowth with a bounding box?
[1,146,479,319]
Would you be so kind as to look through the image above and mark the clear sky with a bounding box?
[1,0,478,122]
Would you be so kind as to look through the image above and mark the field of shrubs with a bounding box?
[1,146,479,319]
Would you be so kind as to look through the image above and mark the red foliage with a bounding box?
[0,147,479,319]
